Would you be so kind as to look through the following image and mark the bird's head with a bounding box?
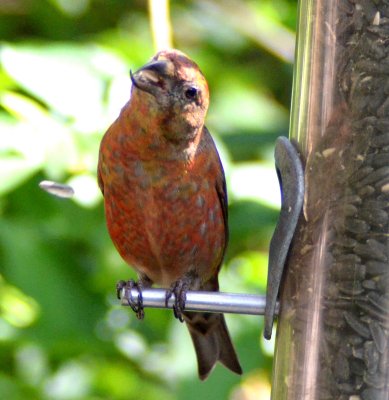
[130,49,209,140]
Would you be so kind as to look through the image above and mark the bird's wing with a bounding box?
[204,126,229,263]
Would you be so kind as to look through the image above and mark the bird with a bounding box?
[97,49,242,380]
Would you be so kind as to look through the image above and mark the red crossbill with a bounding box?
[98,49,242,380]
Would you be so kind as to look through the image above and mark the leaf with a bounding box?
[0,43,126,131]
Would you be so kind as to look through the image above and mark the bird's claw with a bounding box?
[116,280,126,299]
[117,279,145,320]
[165,280,189,323]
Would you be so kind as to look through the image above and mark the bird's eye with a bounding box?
[185,87,198,100]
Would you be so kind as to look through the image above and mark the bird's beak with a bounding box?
[130,60,170,95]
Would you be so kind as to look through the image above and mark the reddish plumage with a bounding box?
[98,49,241,379]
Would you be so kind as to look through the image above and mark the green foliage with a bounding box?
[0,0,297,398]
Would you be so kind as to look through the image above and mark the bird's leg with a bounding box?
[116,275,152,320]
[264,137,305,339]
[165,275,193,323]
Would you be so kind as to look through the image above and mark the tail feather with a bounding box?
[184,311,242,380]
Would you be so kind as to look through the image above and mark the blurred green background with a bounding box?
[0,0,297,399]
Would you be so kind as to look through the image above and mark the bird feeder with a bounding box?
[271,0,389,399]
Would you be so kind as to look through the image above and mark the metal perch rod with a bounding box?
[119,287,278,316]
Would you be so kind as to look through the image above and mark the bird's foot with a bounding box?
[165,279,189,323]
[116,279,145,320]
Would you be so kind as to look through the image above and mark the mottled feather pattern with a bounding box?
[98,49,241,379]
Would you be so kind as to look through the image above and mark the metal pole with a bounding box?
[118,287,277,316]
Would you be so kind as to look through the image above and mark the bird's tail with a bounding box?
[184,311,242,380]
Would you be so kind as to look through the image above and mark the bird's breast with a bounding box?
[102,156,225,287]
